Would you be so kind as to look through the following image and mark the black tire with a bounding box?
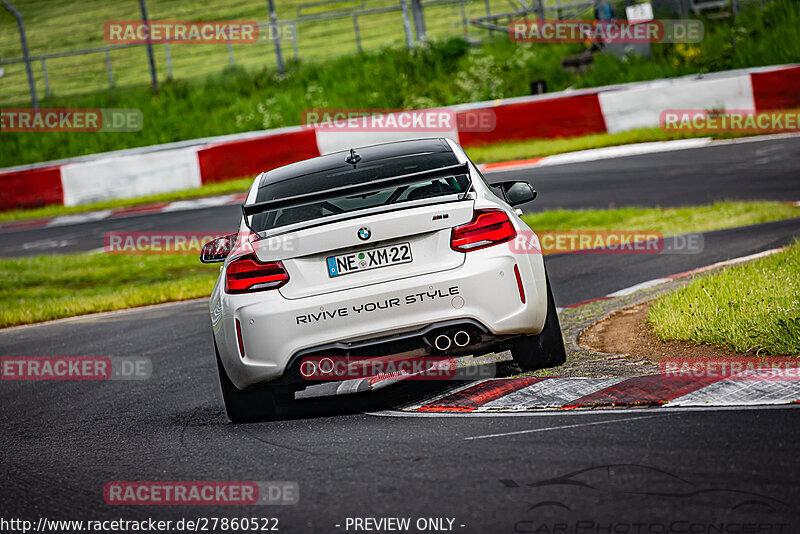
[511,272,566,372]
[214,341,293,422]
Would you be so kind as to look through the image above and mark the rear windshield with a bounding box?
[250,153,469,232]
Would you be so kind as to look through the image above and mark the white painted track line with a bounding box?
[463,413,672,440]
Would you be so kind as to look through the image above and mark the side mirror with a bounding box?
[490,181,537,206]
[200,233,238,263]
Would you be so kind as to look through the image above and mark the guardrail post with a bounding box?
[164,41,173,78]
[1,1,38,109]
[41,58,51,98]
[138,0,158,93]
[410,0,426,42]
[459,0,468,37]
[291,23,299,61]
[105,50,114,87]
[400,0,414,49]
[535,0,545,20]
[353,14,362,53]
[266,0,284,74]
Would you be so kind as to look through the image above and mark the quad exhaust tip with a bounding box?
[299,360,317,378]
[434,334,452,351]
[453,330,470,347]
[318,357,334,374]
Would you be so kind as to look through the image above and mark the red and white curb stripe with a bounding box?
[389,246,794,413]
[0,193,247,233]
[3,133,798,234]
[399,374,800,413]
[557,246,786,313]
[2,65,798,211]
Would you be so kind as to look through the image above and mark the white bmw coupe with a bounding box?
[201,138,565,421]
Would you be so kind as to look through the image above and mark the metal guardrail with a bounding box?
[0,0,770,105]
[0,0,495,105]
[469,1,592,32]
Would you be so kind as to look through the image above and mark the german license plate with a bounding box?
[326,242,412,277]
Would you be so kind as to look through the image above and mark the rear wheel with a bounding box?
[511,272,566,372]
[214,341,294,422]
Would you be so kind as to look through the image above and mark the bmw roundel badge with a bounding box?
[357,227,371,241]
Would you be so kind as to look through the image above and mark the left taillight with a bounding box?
[225,254,289,294]
[451,209,517,252]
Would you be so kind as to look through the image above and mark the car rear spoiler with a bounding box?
[241,162,471,218]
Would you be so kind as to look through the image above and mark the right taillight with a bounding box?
[450,209,517,252]
[225,254,289,294]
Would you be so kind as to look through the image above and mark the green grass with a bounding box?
[0,254,219,328]
[2,200,799,328]
[648,241,800,355]
[0,0,512,103]
[0,177,253,223]
[520,201,800,236]
[2,0,799,169]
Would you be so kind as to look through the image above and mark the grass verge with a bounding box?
[0,254,218,328]
[2,200,798,328]
[520,201,800,236]
[648,241,800,355]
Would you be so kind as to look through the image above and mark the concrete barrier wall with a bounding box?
[0,166,63,210]
[197,128,320,184]
[60,148,202,207]
[598,75,754,133]
[457,93,607,146]
[751,66,800,111]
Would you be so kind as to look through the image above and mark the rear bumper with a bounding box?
[213,245,547,389]
[282,318,507,388]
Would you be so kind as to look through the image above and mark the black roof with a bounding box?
[258,138,454,189]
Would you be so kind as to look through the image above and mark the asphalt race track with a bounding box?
[1,137,800,532]
[507,135,800,210]
[2,135,800,257]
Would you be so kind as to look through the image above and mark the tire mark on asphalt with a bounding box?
[179,406,202,449]
[237,427,331,457]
